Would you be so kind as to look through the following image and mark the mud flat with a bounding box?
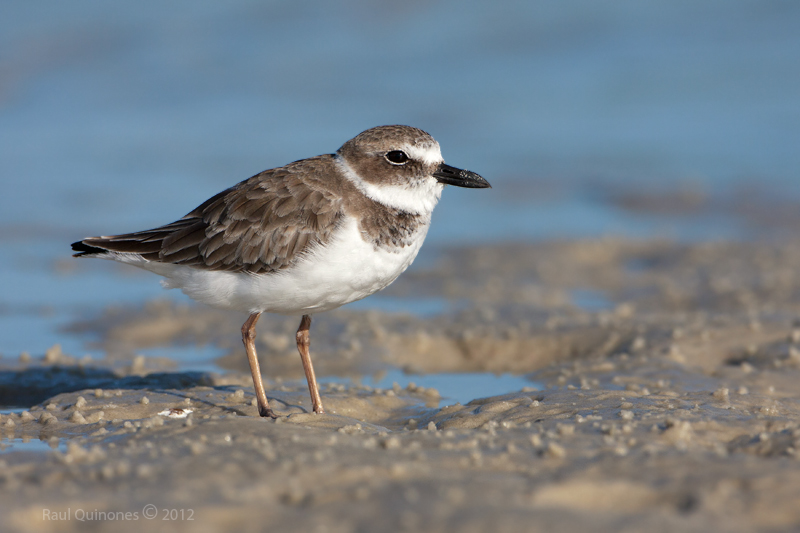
[2,239,800,532]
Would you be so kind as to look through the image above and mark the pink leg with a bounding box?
[242,313,277,418]
[296,315,324,414]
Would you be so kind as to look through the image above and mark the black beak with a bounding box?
[433,163,491,188]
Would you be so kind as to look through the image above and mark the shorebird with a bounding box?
[72,125,490,417]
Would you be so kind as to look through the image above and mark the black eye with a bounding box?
[385,150,409,165]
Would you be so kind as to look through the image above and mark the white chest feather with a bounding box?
[127,216,430,315]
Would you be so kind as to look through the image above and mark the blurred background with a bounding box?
[1,0,799,366]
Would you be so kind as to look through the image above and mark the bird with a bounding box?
[72,125,491,418]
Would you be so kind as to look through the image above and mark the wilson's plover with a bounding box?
[72,125,490,417]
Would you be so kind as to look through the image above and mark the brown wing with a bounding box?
[73,156,345,273]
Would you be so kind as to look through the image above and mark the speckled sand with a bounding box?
[2,239,800,532]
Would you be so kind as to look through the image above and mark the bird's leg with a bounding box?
[242,312,276,418]
[296,314,324,414]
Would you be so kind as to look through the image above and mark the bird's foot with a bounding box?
[258,406,279,419]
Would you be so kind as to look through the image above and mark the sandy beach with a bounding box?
[2,238,799,532]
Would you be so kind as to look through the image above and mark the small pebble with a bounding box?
[546,442,566,458]
[712,388,730,402]
[44,344,63,363]
[557,424,575,436]
[381,437,401,450]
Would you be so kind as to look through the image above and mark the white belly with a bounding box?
[121,216,430,315]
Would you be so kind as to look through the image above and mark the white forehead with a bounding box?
[404,142,443,166]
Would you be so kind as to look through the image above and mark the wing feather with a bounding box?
[72,155,345,273]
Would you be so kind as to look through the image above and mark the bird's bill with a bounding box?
[433,163,491,188]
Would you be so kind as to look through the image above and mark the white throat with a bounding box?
[336,155,444,216]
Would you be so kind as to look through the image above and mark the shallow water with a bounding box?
[0,438,65,455]
[346,370,538,407]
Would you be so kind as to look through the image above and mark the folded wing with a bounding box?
[72,156,344,274]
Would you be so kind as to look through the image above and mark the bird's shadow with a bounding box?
[0,365,214,407]
[0,365,313,418]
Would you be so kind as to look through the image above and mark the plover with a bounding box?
[72,125,490,417]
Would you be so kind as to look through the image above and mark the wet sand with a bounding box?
[3,238,800,532]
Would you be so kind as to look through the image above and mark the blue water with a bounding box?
[0,438,66,455]
[317,370,537,407]
[365,370,538,406]
[1,1,799,377]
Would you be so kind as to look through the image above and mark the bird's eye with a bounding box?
[385,150,409,165]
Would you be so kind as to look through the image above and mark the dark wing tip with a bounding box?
[71,240,108,257]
